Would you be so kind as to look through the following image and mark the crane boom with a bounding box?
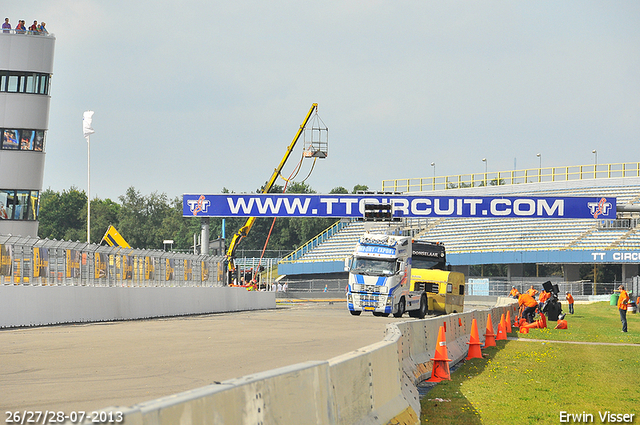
[225,103,318,283]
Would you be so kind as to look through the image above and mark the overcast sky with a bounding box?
[6,1,640,201]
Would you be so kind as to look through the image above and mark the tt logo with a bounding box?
[187,195,210,216]
[587,198,612,219]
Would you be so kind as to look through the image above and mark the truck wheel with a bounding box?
[350,310,362,316]
[418,294,428,319]
[393,297,406,318]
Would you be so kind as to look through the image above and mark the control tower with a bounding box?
[0,28,55,237]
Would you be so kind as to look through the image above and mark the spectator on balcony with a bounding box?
[28,20,38,34]
[0,202,8,219]
[15,20,26,34]
[38,22,48,34]
[2,18,11,33]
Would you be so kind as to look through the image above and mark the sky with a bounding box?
[5,1,640,202]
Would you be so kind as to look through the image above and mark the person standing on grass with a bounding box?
[509,286,519,298]
[565,292,574,314]
[617,284,629,333]
[538,289,551,312]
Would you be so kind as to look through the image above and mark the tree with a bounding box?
[329,186,349,194]
[90,198,121,244]
[118,187,172,249]
[159,196,203,251]
[352,184,369,193]
[38,187,87,241]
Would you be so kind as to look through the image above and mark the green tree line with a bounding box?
[37,183,370,254]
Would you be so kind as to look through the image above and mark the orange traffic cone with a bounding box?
[522,320,542,330]
[519,326,529,334]
[466,318,482,360]
[538,313,547,329]
[459,317,463,327]
[483,314,496,348]
[505,311,513,333]
[427,325,451,382]
[496,314,507,340]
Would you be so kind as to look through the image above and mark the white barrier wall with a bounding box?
[83,300,519,425]
[0,286,275,328]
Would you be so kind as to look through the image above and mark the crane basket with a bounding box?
[303,111,328,158]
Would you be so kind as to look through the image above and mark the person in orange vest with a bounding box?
[526,285,539,298]
[538,290,551,312]
[509,286,520,298]
[617,285,630,332]
[565,292,574,314]
[518,293,538,323]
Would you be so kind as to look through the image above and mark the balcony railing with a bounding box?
[1,29,54,37]
[382,162,640,193]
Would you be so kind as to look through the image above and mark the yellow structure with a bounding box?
[409,269,465,314]
[100,225,132,249]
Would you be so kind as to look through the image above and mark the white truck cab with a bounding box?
[346,232,427,318]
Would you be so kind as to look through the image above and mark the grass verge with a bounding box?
[420,302,640,424]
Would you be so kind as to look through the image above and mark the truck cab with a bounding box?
[346,232,427,318]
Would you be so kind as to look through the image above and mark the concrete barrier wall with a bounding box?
[81,300,520,425]
[0,286,275,328]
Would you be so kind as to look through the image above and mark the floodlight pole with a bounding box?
[87,135,91,244]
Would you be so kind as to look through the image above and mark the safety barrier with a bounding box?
[83,299,519,425]
[0,286,275,328]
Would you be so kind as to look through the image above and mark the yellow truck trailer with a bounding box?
[410,267,465,315]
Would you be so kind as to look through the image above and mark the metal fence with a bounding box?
[0,235,225,287]
[381,162,640,193]
[276,276,640,300]
[475,277,639,298]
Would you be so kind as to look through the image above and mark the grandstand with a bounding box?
[278,164,640,291]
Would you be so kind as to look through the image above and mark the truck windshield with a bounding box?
[412,257,441,270]
[350,257,396,276]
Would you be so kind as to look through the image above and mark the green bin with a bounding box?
[610,293,619,306]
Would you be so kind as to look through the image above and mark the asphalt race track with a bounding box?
[1,301,401,413]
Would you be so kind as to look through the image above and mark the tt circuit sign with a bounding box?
[183,194,616,220]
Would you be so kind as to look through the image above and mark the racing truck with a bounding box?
[410,241,465,314]
[346,232,428,318]
[346,234,465,317]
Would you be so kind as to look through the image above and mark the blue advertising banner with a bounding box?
[183,194,616,219]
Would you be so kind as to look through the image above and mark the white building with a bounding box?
[0,29,55,237]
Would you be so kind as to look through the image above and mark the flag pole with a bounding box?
[83,110,95,244]
[87,134,91,244]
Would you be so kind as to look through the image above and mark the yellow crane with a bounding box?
[225,103,322,285]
